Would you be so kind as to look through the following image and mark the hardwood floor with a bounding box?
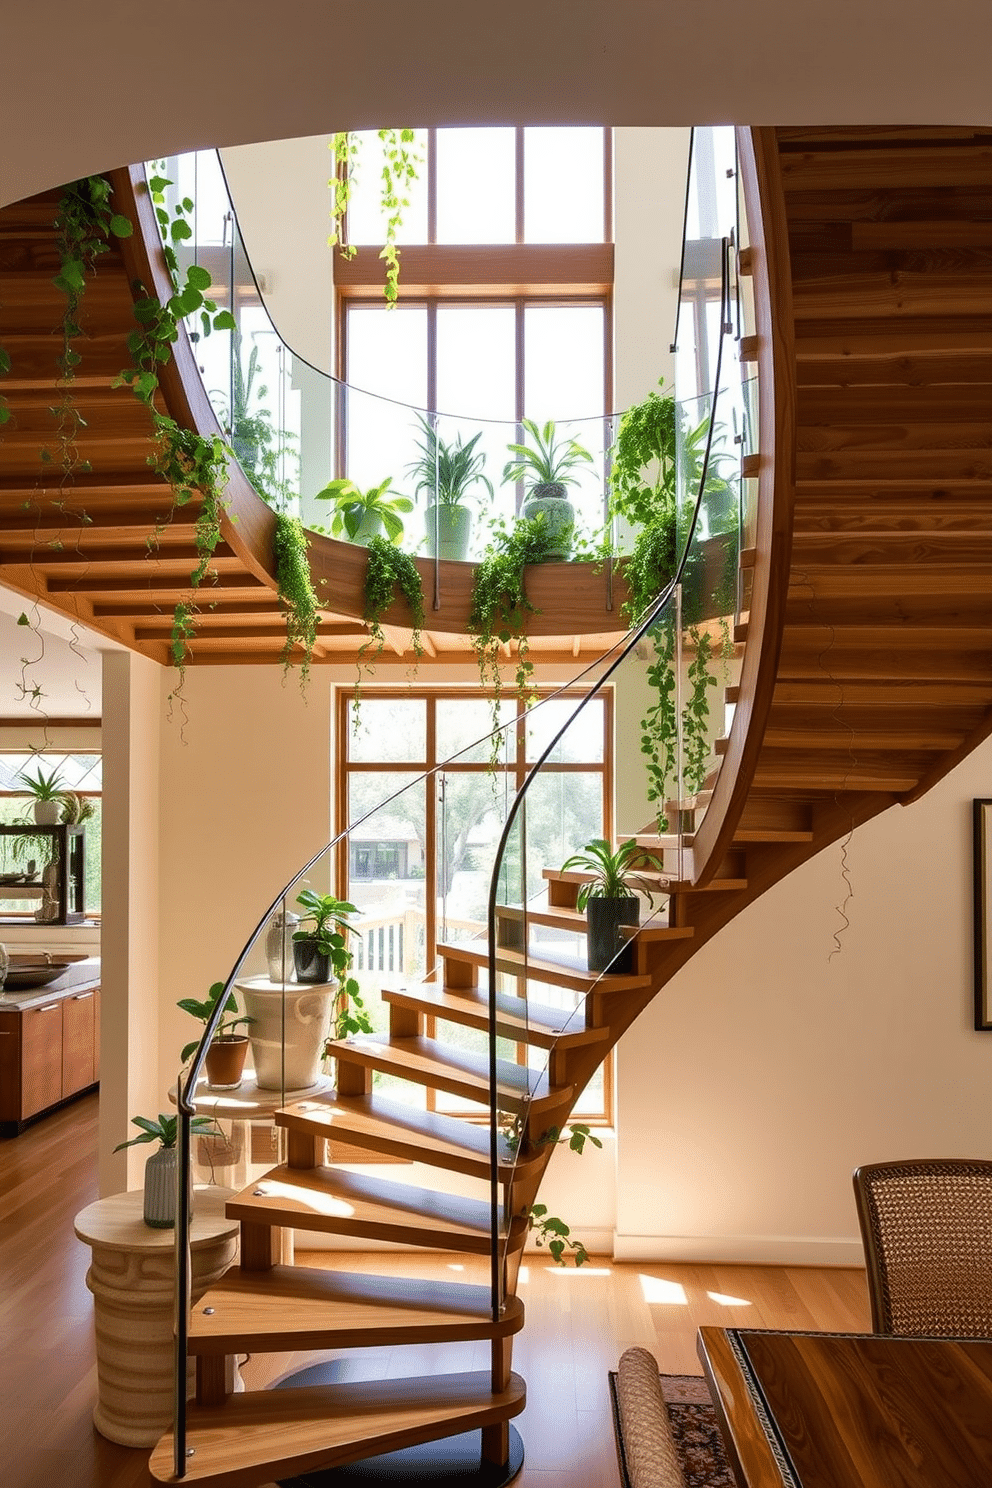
[0,1093,872,1488]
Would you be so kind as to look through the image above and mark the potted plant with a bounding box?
[114,1112,218,1228]
[16,762,67,824]
[178,981,254,1090]
[560,837,663,973]
[292,890,360,983]
[314,476,413,546]
[502,418,593,560]
[238,890,371,1091]
[407,415,493,560]
[59,790,95,825]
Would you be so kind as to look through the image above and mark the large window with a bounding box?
[0,752,102,920]
[334,128,614,544]
[338,690,613,1121]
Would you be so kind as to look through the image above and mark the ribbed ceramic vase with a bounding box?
[143,1146,179,1229]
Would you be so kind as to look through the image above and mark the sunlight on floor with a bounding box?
[638,1274,688,1305]
[707,1291,752,1307]
[547,1266,611,1276]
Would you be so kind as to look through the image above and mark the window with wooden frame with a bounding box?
[0,752,102,919]
[332,127,614,542]
[337,688,614,1123]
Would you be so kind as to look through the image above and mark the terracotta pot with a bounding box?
[204,1034,249,1090]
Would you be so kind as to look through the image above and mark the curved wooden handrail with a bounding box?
[690,127,797,885]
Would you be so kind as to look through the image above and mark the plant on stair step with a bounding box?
[561,837,663,973]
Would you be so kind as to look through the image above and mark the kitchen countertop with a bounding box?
[0,956,101,1010]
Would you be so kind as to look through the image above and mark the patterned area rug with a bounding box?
[608,1371,736,1488]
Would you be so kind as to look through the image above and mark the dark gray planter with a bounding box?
[586,895,640,973]
[293,938,331,983]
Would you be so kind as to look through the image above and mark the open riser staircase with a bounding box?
[1,126,991,1485]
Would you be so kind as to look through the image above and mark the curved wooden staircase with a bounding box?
[2,126,991,1485]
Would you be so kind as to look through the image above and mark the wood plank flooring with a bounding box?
[0,1094,871,1488]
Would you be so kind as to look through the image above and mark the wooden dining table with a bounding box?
[697,1326,992,1487]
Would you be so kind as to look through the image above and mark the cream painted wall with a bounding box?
[157,666,332,1097]
[614,734,992,1265]
[220,136,334,374]
[99,649,163,1194]
[613,129,690,410]
[6,1,992,208]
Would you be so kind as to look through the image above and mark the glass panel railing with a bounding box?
[165,119,757,1471]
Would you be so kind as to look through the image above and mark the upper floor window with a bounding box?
[334,128,614,543]
[343,127,609,247]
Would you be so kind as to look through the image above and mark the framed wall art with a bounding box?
[973,799,992,1029]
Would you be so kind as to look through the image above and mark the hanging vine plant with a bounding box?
[274,513,322,685]
[328,129,424,305]
[468,515,560,759]
[362,535,425,662]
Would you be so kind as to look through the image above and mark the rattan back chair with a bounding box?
[853,1158,992,1336]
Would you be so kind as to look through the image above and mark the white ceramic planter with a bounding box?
[237,976,336,1091]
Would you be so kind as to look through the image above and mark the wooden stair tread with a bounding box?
[439,936,652,995]
[382,981,609,1049]
[495,900,690,943]
[329,1033,570,1117]
[227,1163,528,1254]
[149,1370,526,1487]
[276,1090,536,1182]
[189,1264,525,1353]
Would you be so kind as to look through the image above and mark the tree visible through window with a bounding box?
[338,690,613,1121]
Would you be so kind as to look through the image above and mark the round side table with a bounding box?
[74,1186,238,1447]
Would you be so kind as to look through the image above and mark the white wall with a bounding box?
[7,1,992,209]
[614,735,992,1265]
[157,666,332,1095]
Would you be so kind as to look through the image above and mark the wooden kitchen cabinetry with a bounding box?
[0,966,100,1134]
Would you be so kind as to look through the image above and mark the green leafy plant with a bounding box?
[274,512,322,685]
[315,476,414,545]
[291,891,374,1042]
[114,1112,218,1152]
[362,535,425,663]
[525,1203,592,1267]
[610,385,677,530]
[561,837,663,910]
[0,338,11,427]
[406,415,493,507]
[328,129,424,304]
[16,763,67,801]
[178,982,254,1064]
[502,418,593,495]
[469,515,559,755]
[59,791,95,824]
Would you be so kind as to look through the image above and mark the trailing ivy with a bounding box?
[362,535,425,661]
[469,515,558,758]
[274,513,321,684]
[328,129,424,304]
[108,168,236,671]
[0,339,10,427]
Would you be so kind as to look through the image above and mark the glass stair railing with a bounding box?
[166,123,754,1480]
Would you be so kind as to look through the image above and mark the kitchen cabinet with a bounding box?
[0,962,100,1133]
